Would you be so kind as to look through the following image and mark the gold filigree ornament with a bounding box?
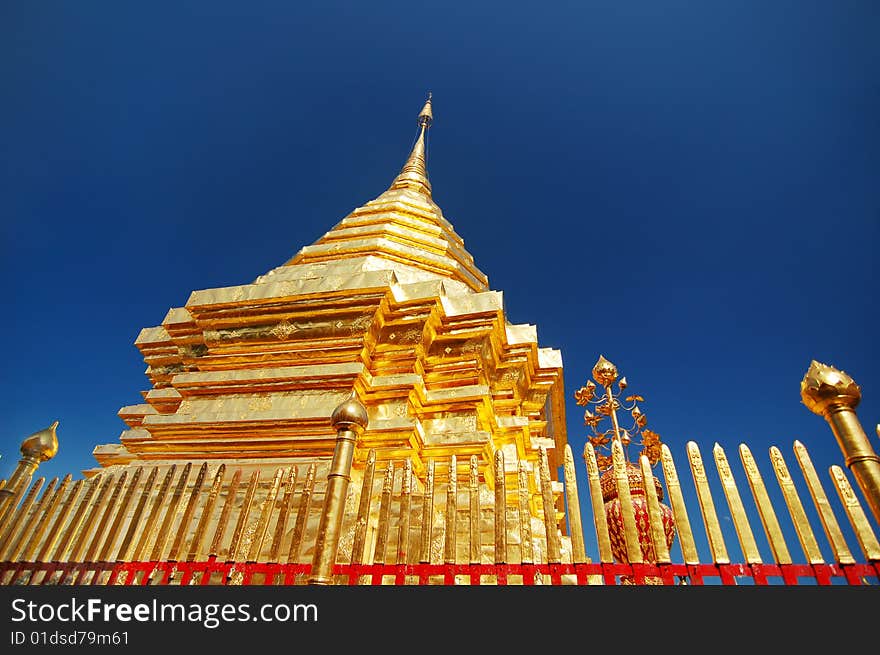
[576,356,665,471]
[577,357,675,581]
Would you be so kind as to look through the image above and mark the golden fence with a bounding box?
[0,435,878,585]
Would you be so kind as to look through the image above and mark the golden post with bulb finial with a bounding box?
[801,360,880,526]
[0,421,59,520]
[308,392,369,585]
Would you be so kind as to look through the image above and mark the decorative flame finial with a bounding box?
[800,360,861,416]
[389,94,434,197]
[20,420,59,462]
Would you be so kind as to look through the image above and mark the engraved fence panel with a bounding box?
[1,440,878,585]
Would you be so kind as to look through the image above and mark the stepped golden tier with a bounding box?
[86,96,570,566]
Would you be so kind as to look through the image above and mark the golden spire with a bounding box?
[389,93,433,197]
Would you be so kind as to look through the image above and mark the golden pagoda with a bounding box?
[98,94,565,484]
[2,98,879,586]
[0,96,573,584]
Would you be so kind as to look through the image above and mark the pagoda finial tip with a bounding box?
[389,94,433,196]
[418,93,433,127]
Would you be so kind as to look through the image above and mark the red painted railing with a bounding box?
[2,560,878,586]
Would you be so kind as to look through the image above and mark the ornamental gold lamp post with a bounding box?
[801,361,880,526]
[0,421,59,524]
[309,392,369,585]
[575,356,674,583]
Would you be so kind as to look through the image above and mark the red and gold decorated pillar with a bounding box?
[576,356,675,584]
[600,463,675,581]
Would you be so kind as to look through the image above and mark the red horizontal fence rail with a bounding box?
[2,561,878,586]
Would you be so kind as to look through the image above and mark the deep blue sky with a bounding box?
[2,2,878,563]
